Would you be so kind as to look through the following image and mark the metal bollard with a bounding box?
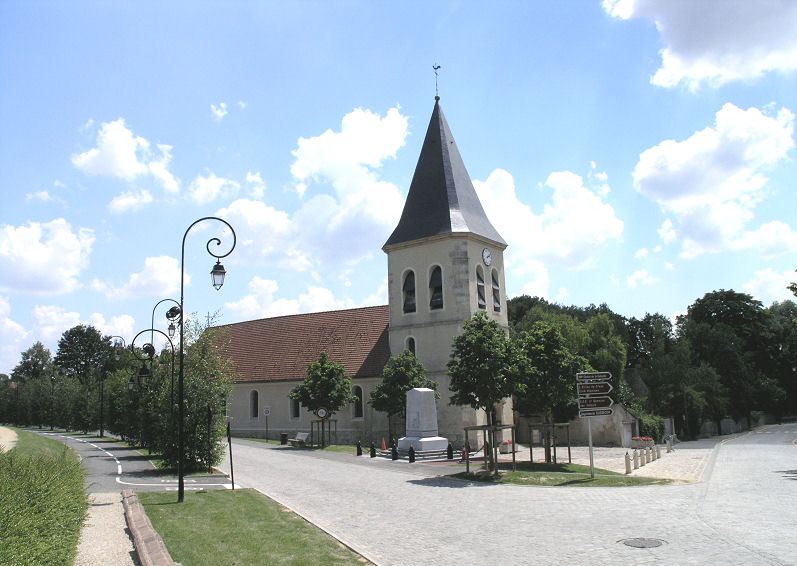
[625,451,632,474]
[408,446,415,463]
[391,441,398,461]
[356,441,362,457]
[447,442,454,460]
[667,437,672,453]
[633,449,639,470]
[369,442,376,458]
[656,444,661,459]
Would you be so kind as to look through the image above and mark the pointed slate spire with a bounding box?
[383,97,506,250]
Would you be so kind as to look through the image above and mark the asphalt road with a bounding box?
[39,431,232,494]
[218,425,797,566]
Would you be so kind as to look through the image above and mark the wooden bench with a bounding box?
[288,432,310,447]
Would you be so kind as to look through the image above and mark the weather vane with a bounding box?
[433,64,441,98]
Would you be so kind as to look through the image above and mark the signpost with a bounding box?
[576,371,614,479]
[263,406,271,441]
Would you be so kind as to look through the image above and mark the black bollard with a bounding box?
[369,442,376,458]
[391,441,398,461]
[408,446,415,463]
[356,440,362,456]
[447,442,454,460]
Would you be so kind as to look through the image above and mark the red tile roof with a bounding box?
[214,305,390,383]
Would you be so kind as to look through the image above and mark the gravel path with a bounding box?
[0,426,18,451]
[75,492,137,566]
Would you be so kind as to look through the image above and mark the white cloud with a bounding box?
[225,276,354,319]
[743,268,796,305]
[87,313,135,340]
[732,221,797,258]
[664,262,675,271]
[627,268,659,288]
[91,256,184,299]
[658,219,676,244]
[237,101,247,110]
[26,190,53,203]
[245,171,266,199]
[30,305,136,351]
[211,102,228,121]
[604,0,797,90]
[633,103,794,258]
[0,296,29,375]
[474,167,623,294]
[108,189,154,213]
[0,219,94,295]
[518,260,551,298]
[32,305,81,343]
[220,106,409,274]
[187,172,240,205]
[72,118,180,194]
[634,247,649,259]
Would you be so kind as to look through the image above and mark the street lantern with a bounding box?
[168,322,176,338]
[211,260,226,290]
[138,363,151,385]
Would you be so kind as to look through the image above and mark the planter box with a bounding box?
[499,444,514,454]
[631,440,654,449]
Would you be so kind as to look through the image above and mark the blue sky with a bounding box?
[2,1,796,374]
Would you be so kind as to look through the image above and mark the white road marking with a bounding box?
[116,477,229,488]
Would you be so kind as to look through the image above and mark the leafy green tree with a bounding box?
[11,342,52,383]
[678,290,771,420]
[291,352,354,447]
[369,350,438,439]
[448,312,514,470]
[514,322,589,422]
[291,352,354,416]
[760,301,797,418]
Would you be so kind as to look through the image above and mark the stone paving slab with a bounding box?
[220,432,794,566]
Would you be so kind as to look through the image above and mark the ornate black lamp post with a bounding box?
[50,368,57,431]
[176,217,236,503]
[151,299,181,418]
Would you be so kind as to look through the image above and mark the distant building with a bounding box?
[221,97,512,444]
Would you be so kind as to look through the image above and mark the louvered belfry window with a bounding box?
[476,266,486,309]
[429,266,443,310]
[492,269,501,312]
[403,271,416,314]
[407,337,416,355]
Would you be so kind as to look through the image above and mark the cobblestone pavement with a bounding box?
[219,425,797,566]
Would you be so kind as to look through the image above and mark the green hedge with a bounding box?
[637,412,666,441]
[0,433,87,566]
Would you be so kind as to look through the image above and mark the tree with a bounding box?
[679,290,770,420]
[291,352,354,447]
[514,322,589,421]
[448,312,514,471]
[513,322,589,461]
[369,350,438,439]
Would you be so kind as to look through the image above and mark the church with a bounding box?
[221,96,513,446]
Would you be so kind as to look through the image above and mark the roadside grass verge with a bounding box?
[139,489,369,565]
[453,461,671,487]
[0,428,87,566]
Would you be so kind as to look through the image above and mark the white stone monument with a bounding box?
[397,388,449,452]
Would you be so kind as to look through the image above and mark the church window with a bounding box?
[476,266,486,310]
[402,271,416,314]
[352,385,364,419]
[429,266,443,310]
[250,390,259,419]
[492,269,501,312]
[406,337,416,355]
[290,395,300,419]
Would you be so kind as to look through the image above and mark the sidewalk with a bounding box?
[494,435,731,483]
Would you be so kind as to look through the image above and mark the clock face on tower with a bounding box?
[482,248,492,266]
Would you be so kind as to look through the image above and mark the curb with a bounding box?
[122,490,181,566]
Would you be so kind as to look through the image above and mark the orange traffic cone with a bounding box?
[381,437,387,451]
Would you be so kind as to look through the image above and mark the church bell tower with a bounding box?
[383,96,510,439]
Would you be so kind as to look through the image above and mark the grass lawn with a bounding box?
[453,461,671,487]
[139,489,369,565]
[0,428,87,566]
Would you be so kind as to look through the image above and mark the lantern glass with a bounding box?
[210,261,226,290]
[168,322,176,338]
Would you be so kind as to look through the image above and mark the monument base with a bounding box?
[397,436,449,452]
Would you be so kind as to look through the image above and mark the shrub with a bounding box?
[636,412,665,441]
[0,442,87,566]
